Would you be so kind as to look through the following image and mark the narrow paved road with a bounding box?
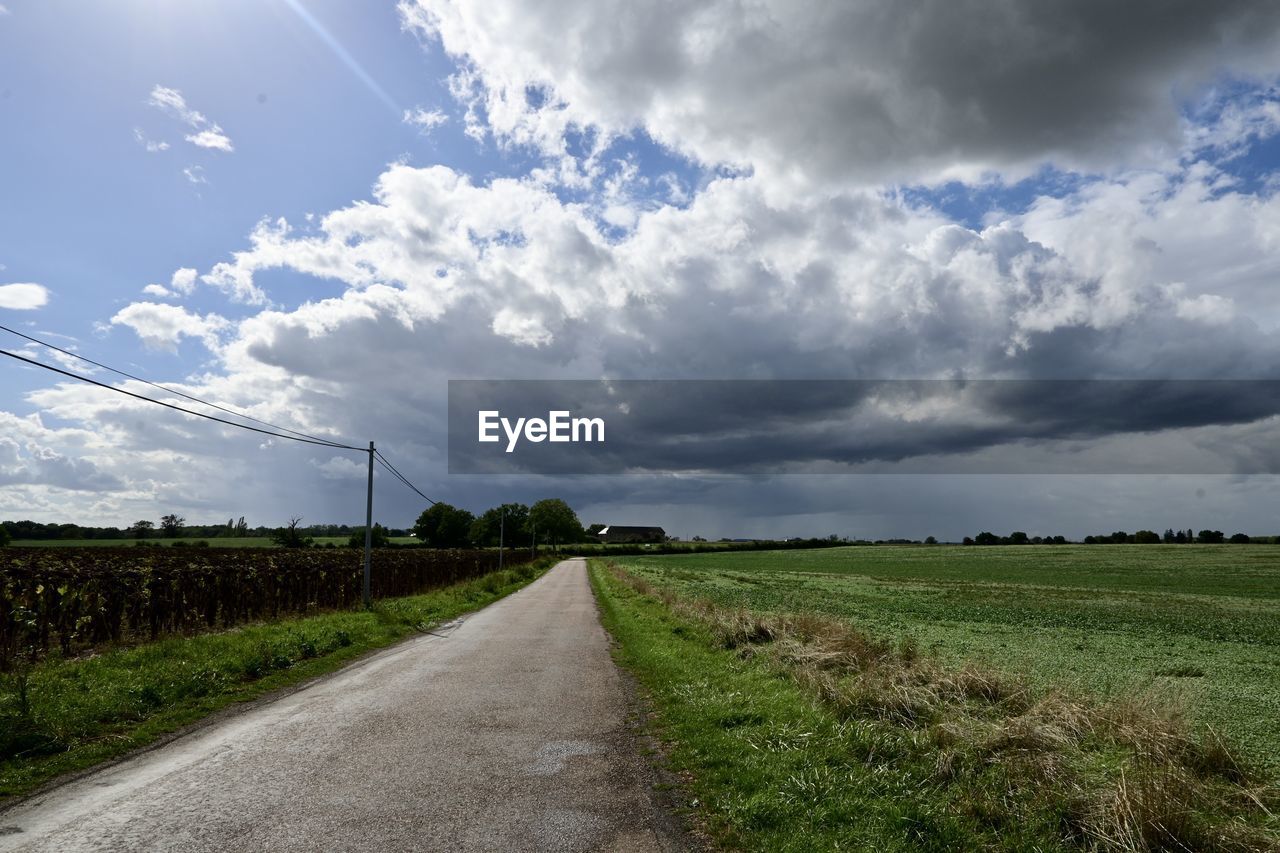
[0,559,686,852]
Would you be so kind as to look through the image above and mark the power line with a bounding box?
[375,449,437,505]
[0,323,356,449]
[0,348,364,451]
[2,326,440,508]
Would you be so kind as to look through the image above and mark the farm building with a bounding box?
[596,525,667,544]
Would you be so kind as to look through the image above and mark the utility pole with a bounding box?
[363,440,374,608]
[498,506,505,571]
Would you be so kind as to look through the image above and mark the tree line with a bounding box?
[412,499,585,550]
[963,528,1265,545]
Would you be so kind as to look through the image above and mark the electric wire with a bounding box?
[0,323,355,449]
[375,450,437,505]
[0,348,364,450]
[1,327,442,507]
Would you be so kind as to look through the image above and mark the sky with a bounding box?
[3,0,1280,540]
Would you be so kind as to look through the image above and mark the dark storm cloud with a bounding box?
[407,0,1280,184]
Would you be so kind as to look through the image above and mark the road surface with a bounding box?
[0,559,686,852]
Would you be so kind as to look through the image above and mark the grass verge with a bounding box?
[0,558,555,802]
[590,560,1279,852]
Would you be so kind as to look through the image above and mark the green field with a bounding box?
[611,544,1280,778]
[10,536,419,548]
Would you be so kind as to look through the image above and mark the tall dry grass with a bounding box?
[607,563,1279,852]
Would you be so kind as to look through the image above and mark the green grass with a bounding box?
[9,536,420,547]
[591,558,1278,851]
[611,545,1280,779]
[0,558,554,801]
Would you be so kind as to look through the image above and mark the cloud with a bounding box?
[147,85,234,153]
[0,5,10,15]
[401,0,1280,188]
[403,106,449,133]
[0,415,125,492]
[147,85,208,128]
[132,128,170,153]
[185,129,234,153]
[170,267,198,295]
[10,20,1280,533]
[109,302,229,352]
[0,283,49,310]
[138,268,200,302]
[311,455,370,480]
[183,165,208,185]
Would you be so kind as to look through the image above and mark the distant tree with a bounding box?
[272,518,313,548]
[159,514,185,538]
[128,520,155,540]
[528,498,584,550]
[348,523,390,549]
[1007,531,1029,545]
[924,536,937,545]
[1186,528,1195,543]
[236,516,249,535]
[0,526,9,547]
[414,503,475,548]
[1197,529,1225,544]
[1134,530,1160,544]
[469,503,530,547]
[1050,535,1067,544]
[585,523,606,538]
[961,536,974,546]
[1229,532,1251,543]
[974,531,1000,545]
[1084,536,1098,544]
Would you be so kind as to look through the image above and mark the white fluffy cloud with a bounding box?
[110,303,229,352]
[0,283,49,310]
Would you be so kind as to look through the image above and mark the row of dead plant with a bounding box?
[605,562,1279,852]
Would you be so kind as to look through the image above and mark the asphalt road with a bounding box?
[0,559,687,852]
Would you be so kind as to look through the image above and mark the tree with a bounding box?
[236,516,249,535]
[924,536,937,545]
[0,526,9,547]
[528,498,583,550]
[1229,532,1251,543]
[1134,530,1160,544]
[469,503,530,547]
[1163,528,1175,543]
[272,518,313,548]
[128,520,154,540]
[348,523,390,549]
[1007,531,1029,545]
[414,503,475,549]
[1197,529,1225,544]
[973,531,999,545]
[159,514,185,538]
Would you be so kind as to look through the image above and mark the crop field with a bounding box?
[611,544,1280,778]
[9,536,419,548]
[1,546,523,668]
